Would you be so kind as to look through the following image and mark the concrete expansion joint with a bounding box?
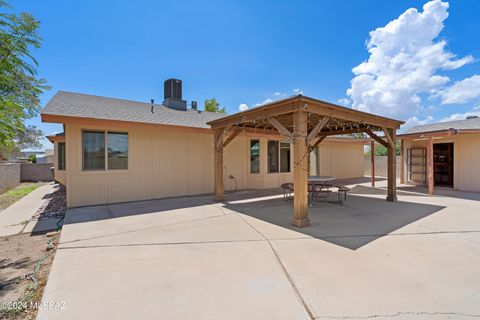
[59,213,234,246]
[314,311,480,319]
[232,212,316,320]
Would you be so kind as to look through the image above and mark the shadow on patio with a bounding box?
[224,188,446,250]
[351,182,480,202]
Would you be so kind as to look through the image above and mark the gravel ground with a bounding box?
[33,184,66,222]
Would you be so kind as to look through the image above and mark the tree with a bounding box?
[0,1,49,154]
[366,140,401,156]
[0,125,43,160]
[204,98,226,113]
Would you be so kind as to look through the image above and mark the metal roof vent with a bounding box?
[466,115,479,119]
[163,78,187,111]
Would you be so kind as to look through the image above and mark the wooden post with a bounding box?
[386,128,397,202]
[400,139,405,184]
[370,141,375,187]
[214,128,224,202]
[292,110,310,227]
[427,136,434,195]
[316,146,320,176]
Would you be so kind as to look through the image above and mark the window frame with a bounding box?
[267,140,291,174]
[249,139,260,174]
[58,142,66,171]
[107,131,129,170]
[81,130,129,172]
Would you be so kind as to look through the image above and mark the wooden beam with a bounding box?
[209,101,300,129]
[386,128,397,202]
[400,139,405,184]
[304,102,401,129]
[382,127,395,148]
[267,116,293,138]
[371,141,375,187]
[292,110,310,227]
[311,135,326,149]
[365,128,389,148]
[223,129,240,148]
[318,127,369,137]
[307,116,330,145]
[214,128,225,202]
[427,136,434,195]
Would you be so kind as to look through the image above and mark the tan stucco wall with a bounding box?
[53,141,66,185]
[403,134,480,192]
[317,141,365,179]
[64,122,365,207]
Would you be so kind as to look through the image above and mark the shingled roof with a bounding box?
[402,117,480,135]
[41,91,226,129]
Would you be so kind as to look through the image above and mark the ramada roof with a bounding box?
[401,117,480,136]
[41,91,225,129]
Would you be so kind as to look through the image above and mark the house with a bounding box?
[36,149,54,164]
[42,79,372,208]
[398,116,480,194]
[46,132,66,184]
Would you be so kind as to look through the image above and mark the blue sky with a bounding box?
[9,0,480,149]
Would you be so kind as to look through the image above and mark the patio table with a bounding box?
[308,176,335,184]
[308,176,335,206]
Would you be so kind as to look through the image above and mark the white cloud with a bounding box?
[238,103,249,111]
[253,89,303,107]
[337,98,351,106]
[345,0,475,120]
[255,98,274,107]
[402,115,434,130]
[439,75,480,104]
[439,106,480,122]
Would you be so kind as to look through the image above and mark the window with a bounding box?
[82,131,129,171]
[267,141,279,173]
[280,142,291,173]
[83,131,105,170]
[250,140,260,174]
[58,142,66,171]
[268,140,291,173]
[107,132,128,170]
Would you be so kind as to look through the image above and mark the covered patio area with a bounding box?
[208,95,404,227]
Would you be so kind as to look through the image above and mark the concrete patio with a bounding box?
[37,179,480,319]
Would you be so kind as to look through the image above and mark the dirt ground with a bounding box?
[0,232,60,319]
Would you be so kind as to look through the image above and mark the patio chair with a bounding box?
[281,183,294,200]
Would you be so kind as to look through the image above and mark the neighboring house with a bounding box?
[41,79,366,208]
[9,151,45,162]
[398,116,480,193]
[36,149,54,164]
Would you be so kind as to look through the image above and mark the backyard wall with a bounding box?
[364,155,401,178]
[318,142,365,179]
[0,163,21,193]
[20,163,54,182]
